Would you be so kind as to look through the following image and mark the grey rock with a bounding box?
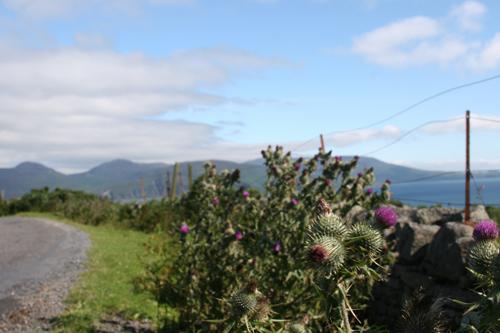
[423,222,474,282]
[460,205,489,222]
[393,205,417,224]
[416,207,462,225]
[344,205,368,224]
[396,222,440,263]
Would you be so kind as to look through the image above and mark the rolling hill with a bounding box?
[0,156,488,201]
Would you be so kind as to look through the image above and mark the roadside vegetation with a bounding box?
[0,145,499,332]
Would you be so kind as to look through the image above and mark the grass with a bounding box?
[18,212,160,333]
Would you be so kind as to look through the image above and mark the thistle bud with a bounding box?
[306,236,345,274]
[230,290,258,318]
[308,214,347,241]
[316,198,332,217]
[347,223,384,257]
[468,240,498,276]
[251,298,271,321]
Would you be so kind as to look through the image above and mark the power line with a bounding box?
[391,171,460,185]
[470,172,487,207]
[471,116,500,124]
[392,196,465,206]
[292,73,500,152]
[322,73,500,136]
[362,118,458,156]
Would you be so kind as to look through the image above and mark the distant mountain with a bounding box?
[0,157,492,200]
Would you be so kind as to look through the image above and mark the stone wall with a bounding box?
[364,205,490,331]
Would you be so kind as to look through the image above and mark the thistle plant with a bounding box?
[302,199,390,333]
[459,220,500,333]
[139,146,392,332]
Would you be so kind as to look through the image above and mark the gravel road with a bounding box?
[0,217,90,332]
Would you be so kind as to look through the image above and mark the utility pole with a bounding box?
[465,110,471,224]
[320,134,325,152]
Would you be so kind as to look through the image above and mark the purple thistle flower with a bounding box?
[354,155,360,161]
[235,230,244,240]
[179,223,190,234]
[242,191,250,199]
[385,179,392,185]
[291,198,299,206]
[273,241,281,253]
[212,196,220,206]
[357,172,363,178]
[473,220,499,241]
[366,188,374,195]
[335,156,342,162]
[309,245,329,263]
[374,206,398,228]
[293,162,301,171]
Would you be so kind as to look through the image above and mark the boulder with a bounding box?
[344,205,368,224]
[415,207,462,225]
[423,222,474,282]
[393,205,417,224]
[395,222,440,263]
[461,205,490,222]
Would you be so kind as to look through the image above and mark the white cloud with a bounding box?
[291,125,402,152]
[466,33,500,71]
[0,44,285,171]
[351,1,500,71]
[450,0,486,31]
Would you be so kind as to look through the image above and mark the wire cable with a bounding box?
[391,171,460,185]
[470,172,487,207]
[321,73,500,136]
[291,73,500,152]
[471,116,500,124]
[362,118,459,156]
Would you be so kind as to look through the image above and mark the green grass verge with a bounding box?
[18,212,159,333]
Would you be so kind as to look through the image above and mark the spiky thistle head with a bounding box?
[347,223,384,258]
[307,214,348,241]
[473,220,499,241]
[229,282,258,318]
[251,298,271,322]
[305,235,345,276]
[468,240,499,278]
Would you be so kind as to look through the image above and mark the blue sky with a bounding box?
[0,0,500,172]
